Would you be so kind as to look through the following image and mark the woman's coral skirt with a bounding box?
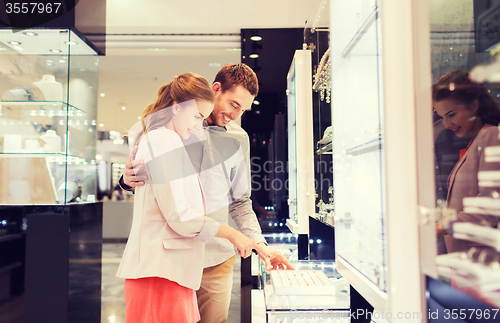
[124,277,200,323]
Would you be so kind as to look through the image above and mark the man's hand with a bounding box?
[257,242,295,270]
[253,243,272,271]
[123,146,148,187]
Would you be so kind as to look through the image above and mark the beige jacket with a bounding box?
[444,124,500,253]
[116,128,220,290]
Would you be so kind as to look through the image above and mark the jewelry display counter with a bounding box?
[251,235,350,323]
[0,28,102,323]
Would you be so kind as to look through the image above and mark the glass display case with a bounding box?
[328,0,429,316]
[330,0,387,292]
[0,29,99,205]
[305,0,335,229]
[257,252,350,322]
[0,28,102,323]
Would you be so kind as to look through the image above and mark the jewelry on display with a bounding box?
[312,47,331,103]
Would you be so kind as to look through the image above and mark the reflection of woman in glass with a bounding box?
[433,70,500,253]
[117,73,264,323]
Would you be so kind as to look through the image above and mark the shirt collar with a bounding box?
[204,119,228,132]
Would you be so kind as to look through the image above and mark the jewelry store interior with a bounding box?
[1,0,500,322]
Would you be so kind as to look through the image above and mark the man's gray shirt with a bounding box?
[183,121,266,268]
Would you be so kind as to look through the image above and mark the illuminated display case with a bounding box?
[252,236,350,323]
[0,28,103,323]
[328,0,430,317]
[328,0,500,318]
[0,29,99,205]
[305,1,335,231]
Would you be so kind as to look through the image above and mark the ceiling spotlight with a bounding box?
[226,48,241,51]
[253,100,260,105]
[100,93,105,97]
[23,31,38,36]
[148,48,166,51]
[208,62,221,67]
[99,123,104,128]
[249,54,259,59]
[50,49,62,53]
[8,41,21,45]
[250,36,262,41]
[64,41,78,46]
[59,59,66,63]
[121,106,127,111]
[0,48,8,51]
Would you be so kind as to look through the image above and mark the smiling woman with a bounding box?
[432,70,500,253]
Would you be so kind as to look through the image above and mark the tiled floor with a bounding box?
[101,243,241,323]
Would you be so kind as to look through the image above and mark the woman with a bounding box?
[117,73,265,323]
[433,70,500,253]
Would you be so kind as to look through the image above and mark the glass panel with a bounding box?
[0,29,98,205]
[330,1,387,291]
[305,3,335,232]
[428,0,500,308]
[66,31,99,203]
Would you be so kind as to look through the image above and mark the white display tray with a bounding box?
[478,170,500,187]
[485,146,500,163]
[436,252,500,293]
[463,197,500,217]
[453,222,500,251]
[270,270,335,296]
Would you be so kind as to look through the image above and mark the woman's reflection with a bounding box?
[433,70,500,254]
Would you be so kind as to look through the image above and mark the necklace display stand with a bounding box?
[33,75,63,102]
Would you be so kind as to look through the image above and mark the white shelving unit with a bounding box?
[286,49,315,236]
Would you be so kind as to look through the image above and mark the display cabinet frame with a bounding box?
[286,49,315,259]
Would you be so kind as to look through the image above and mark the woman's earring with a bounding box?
[470,116,477,121]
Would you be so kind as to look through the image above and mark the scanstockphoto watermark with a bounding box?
[352,308,499,321]
[288,310,350,320]
[249,157,379,192]
[250,157,380,175]
[351,309,423,321]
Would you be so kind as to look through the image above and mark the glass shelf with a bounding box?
[316,142,333,155]
[0,153,89,164]
[341,6,378,59]
[0,101,86,116]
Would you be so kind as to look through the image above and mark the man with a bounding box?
[120,63,293,323]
